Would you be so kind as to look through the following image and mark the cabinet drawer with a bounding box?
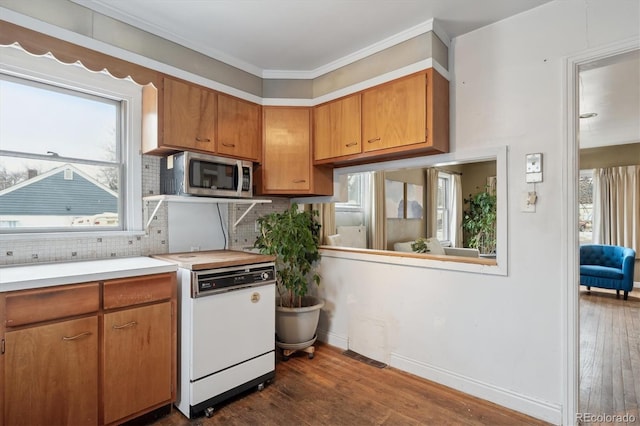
[5,282,100,327]
[103,272,175,310]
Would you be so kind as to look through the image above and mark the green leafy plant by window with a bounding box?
[411,238,430,253]
[254,203,321,308]
[463,187,497,254]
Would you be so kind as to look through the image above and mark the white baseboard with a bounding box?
[390,352,562,425]
[316,328,348,350]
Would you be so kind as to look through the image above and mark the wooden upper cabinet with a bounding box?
[217,93,261,161]
[314,94,361,161]
[257,107,332,196]
[261,107,310,192]
[162,76,217,153]
[314,68,449,165]
[143,76,263,161]
[362,72,426,152]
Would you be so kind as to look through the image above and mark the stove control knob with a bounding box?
[261,272,270,280]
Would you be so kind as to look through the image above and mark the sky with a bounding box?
[0,74,118,176]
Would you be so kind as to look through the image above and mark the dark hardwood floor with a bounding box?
[153,343,548,426]
[580,288,640,423]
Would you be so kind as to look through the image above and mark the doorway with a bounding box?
[567,41,640,424]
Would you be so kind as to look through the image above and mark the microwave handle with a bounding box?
[236,161,243,197]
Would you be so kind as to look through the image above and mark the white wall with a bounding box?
[315,1,639,424]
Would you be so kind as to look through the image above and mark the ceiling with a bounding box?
[578,50,640,149]
[71,0,639,149]
[72,0,553,77]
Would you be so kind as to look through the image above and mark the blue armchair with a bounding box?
[580,244,636,300]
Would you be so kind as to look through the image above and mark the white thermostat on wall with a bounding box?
[525,153,543,183]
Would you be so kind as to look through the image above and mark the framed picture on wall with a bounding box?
[406,183,424,219]
[385,179,405,219]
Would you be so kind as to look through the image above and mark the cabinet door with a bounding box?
[102,302,172,424]
[163,77,216,152]
[314,94,361,160]
[217,93,261,161]
[362,73,426,152]
[262,107,311,191]
[4,317,98,426]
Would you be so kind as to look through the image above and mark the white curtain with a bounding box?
[425,168,439,238]
[370,171,386,250]
[312,202,336,245]
[449,174,463,247]
[592,165,639,253]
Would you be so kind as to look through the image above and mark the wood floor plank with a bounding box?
[601,297,615,415]
[151,343,549,426]
[580,288,640,422]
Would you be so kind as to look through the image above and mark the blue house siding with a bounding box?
[0,169,117,216]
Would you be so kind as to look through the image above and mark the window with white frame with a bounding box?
[335,172,372,227]
[579,169,594,244]
[435,172,451,242]
[0,46,142,233]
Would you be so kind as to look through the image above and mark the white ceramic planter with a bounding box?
[275,296,324,346]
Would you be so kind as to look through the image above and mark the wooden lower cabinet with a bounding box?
[1,273,176,426]
[4,316,99,426]
[102,302,172,424]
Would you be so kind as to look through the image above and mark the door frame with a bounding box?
[563,37,640,426]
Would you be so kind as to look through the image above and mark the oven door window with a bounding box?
[190,160,237,191]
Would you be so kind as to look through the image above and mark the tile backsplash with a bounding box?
[0,155,291,266]
[228,197,291,251]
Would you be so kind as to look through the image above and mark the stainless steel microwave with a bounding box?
[160,151,253,198]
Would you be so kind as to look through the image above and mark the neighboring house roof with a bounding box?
[0,164,117,216]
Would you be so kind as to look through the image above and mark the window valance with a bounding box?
[0,20,159,86]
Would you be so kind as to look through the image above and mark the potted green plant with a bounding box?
[463,187,497,255]
[254,203,324,359]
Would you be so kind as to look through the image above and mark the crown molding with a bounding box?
[71,1,448,80]
[262,57,450,107]
[1,6,448,107]
[263,19,438,79]
[71,0,266,77]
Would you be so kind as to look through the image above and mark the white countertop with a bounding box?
[0,256,178,292]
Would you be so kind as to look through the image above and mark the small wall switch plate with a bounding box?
[521,191,536,212]
[526,153,542,173]
[526,153,543,183]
